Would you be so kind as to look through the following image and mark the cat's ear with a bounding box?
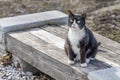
[81,13,87,19]
[68,10,74,16]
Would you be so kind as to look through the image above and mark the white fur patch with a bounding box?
[71,20,79,29]
[68,59,75,65]
[74,53,80,61]
[80,63,87,67]
[68,28,86,59]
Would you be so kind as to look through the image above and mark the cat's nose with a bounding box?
[72,23,76,26]
[72,26,76,28]
[71,24,75,27]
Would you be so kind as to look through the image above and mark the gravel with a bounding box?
[0,54,55,80]
[0,64,37,80]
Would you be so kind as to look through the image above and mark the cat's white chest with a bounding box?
[68,28,85,55]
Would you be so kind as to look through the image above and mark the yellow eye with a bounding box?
[69,19,73,22]
[77,20,80,23]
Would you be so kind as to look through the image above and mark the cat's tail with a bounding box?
[97,42,101,47]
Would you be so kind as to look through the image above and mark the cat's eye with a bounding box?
[77,20,80,23]
[69,19,73,22]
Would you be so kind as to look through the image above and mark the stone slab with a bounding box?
[88,67,120,80]
[0,10,67,33]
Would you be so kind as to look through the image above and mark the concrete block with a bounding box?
[0,10,67,33]
[88,67,120,80]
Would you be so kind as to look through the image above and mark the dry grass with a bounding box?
[88,9,120,43]
[0,0,96,18]
[0,0,119,17]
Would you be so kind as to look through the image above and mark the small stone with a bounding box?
[21,4,27,9]
[16,9,25,13]
[26,71,33,76]
[21,72,26,76]
[31,76,36,80]
[8,14,15,17]
[111,14,116,18]
[0,73,5,78]
[8,75,12,80]
[110,25,115,28]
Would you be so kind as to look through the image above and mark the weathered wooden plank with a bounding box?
[41,25,120,65]
[61,25,120,55]
[29,28,119,67]
[32,26,120,65]
[6,33,77,80]
[30,28,65,50]
[94,33,120,55]
[6,28,111,80]
[30,28,119,67]
[41,25,67,39]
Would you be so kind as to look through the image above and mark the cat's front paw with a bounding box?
[80,63,87,67]
[68,60,75,65]
[86,58,90,63]
[74,57,80,62]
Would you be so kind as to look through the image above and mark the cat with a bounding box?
[64,10,100,67]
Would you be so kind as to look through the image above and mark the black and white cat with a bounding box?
[64,10,100,67]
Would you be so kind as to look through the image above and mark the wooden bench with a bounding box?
[6,24,120,80]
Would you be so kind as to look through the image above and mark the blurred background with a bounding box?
[1,0,119,43]
[0,0,120,17]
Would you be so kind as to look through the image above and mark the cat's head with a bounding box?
[68,10,86,30]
